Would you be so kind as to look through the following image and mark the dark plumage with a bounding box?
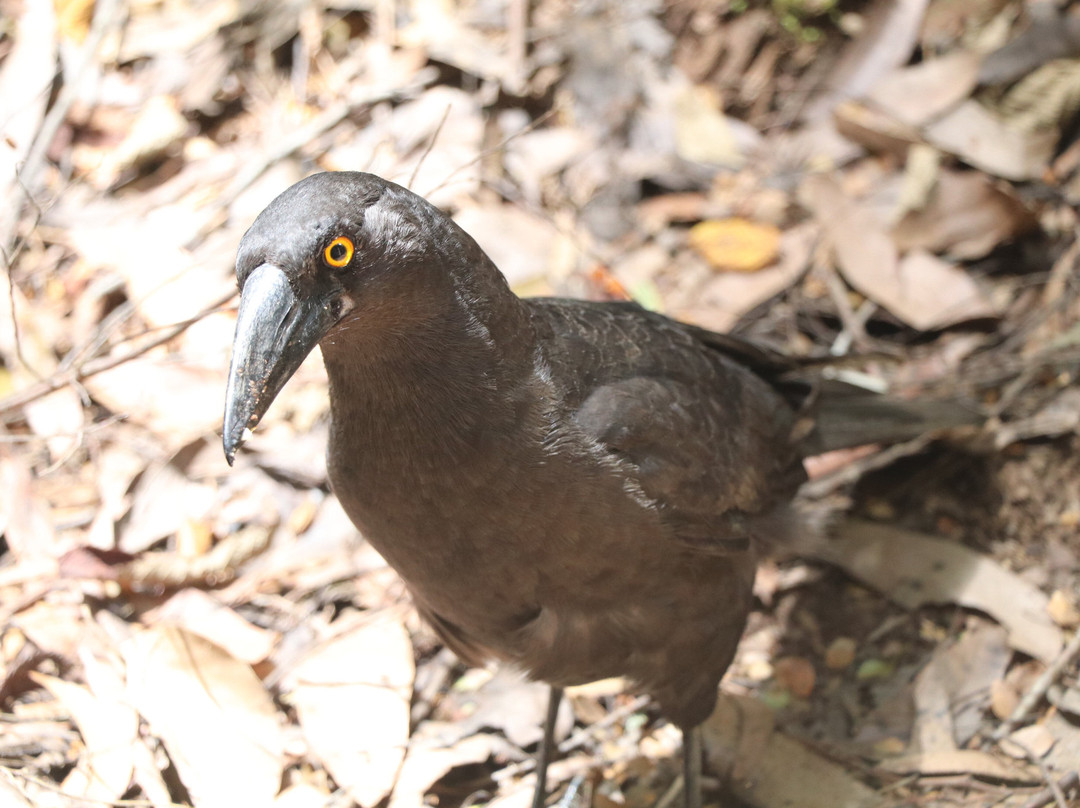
[223,171,974,805]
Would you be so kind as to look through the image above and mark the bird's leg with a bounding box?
[683,725,703,808]
[531,685,564,808]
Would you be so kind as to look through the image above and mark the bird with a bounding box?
[223,171,974,808]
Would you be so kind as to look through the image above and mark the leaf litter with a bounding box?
[2,0,1080,806]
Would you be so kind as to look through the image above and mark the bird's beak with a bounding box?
[223,264,340,464]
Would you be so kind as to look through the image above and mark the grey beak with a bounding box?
[223,264,339,464]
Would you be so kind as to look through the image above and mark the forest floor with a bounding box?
[1,0,1079,806]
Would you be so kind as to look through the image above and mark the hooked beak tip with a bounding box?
[223,425,253,465]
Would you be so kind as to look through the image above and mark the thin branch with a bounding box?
[407,102,452,190]
[0,290,236,417]
[423,108,556,199]
[992,628,1080,741]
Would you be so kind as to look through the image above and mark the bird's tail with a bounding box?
[797,377,983,455]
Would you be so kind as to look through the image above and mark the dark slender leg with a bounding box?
[531,685,564,808]
[683,725,703,808]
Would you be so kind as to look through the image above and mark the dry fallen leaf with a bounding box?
[123,625,284,808]
[702,694,878,808]
[285,613,415,807]
[818,520,1064,664]
[891,250,998,330]
[892,170,1038,260]
[34,673,138,803]
[865,51,982,127]
[773,657,816,699]
[1000,724,1057,760]
[150,589,279,664]
[688,218,781,273]
[85,355,227,448]
[389,730,495,808]
[802,175,998,330]
[678,223,816,332]
[924,100,1057,182]
[118,440,217,554]
[879,748,1040,781]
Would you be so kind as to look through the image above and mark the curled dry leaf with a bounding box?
[123,625,284,808]
[802,175,998,330]
[285,613,415,807]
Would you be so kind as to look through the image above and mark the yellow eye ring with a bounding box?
[323,236,354,268]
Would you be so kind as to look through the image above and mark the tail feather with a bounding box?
[799,378,982,455]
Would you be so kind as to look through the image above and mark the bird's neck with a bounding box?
[318,258,539,464]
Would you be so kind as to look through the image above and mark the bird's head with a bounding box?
[222,171,472,464]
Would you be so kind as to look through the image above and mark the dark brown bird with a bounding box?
[223,171,972,807]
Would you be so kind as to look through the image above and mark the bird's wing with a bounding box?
[527,299,807,553]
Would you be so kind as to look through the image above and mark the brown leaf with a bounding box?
[123,626,284,808]
[149,589,279,664]
[389,732,495,808]
[892,250,998,329]
[802,0,930,122]
[688,218,781,273]
[879,748,1039,780]
[774,657,816,699]
[285,613,415,807]
[34,673,138,802]
[818,520,1064,664]
[802,175,998,329]
[924,100,1057,181]
[892,170,1038,259]
[866,51,982,126]
[703,694,878,808]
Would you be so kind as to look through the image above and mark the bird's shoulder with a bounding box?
[524,298,807,552]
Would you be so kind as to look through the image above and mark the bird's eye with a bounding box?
[323,236,354,268]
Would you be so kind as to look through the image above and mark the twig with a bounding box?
[0,290,236,417]
[1022,772,1080,808]
[1007,739,1070,808]
[423,108,557,199]
[799,433,936,500]
[203,71,436,234]
[407,103,452,191]
[1,0,123,257]
[491,694,651,782]
[993,628,1080,741]
[558,694,651,755]
[3,764,190,808]
[824,269,871,355]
